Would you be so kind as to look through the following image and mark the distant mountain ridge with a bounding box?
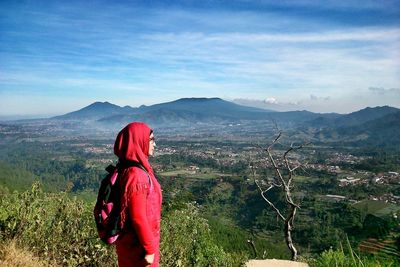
[54,97,343,125]
[52,101,136,120]
[321,110,400,147]
[54,98,277,123]
[51,98,400,147]
[307,106,399,128]
[140,97,273,116]
[53,98,399,127]
[306,108,400,148]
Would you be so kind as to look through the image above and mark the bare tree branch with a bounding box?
[250,166,285,221]
[250,132,310,261]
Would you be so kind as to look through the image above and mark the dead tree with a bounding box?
[251,131,308,261]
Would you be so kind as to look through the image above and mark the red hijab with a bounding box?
[114,122,155,227]
[114,122,154,175]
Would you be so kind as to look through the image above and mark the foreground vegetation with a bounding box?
[1,183,398,266]
[307,242,400,267]
[0,183,243,266]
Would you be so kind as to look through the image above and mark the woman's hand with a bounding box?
[144,253,155,265]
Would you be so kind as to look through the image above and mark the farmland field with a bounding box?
[352,200,400,217]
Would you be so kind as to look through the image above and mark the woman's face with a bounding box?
[149,133,156,156]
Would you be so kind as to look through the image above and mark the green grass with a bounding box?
[375,206,400,217]
[306,237,400,267]
[295,175,319,183]
[352,200,400,217]
[159,169,196,176]
[159,168,229,179]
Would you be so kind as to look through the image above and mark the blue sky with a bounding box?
[1,0,399,118]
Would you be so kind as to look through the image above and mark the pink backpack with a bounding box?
[93,164,121,244]
[93,161,150,244]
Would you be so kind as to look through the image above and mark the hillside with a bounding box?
[307,106,399,128]
[314,110,400,147]
[334,106,399,127]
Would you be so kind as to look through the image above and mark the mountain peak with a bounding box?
[88,101,118,108]
[53,101,127,120]
[174,97,222,103]
[354,105,394,113]
[345,106,399,117]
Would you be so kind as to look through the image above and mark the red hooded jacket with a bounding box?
[114,122,162,267]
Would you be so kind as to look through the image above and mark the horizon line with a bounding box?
[1,97,398,121]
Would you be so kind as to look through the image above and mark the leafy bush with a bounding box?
[0,183,245,266]
[0,182,116,266]
[161,203,246,266]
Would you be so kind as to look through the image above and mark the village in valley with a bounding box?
[2,119,398,208]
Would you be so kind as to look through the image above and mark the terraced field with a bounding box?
[359,238,399,258]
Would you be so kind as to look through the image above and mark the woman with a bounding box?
[114,122,162,267]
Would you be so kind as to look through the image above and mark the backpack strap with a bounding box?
[105,164,117,174]
[117,159,152,189]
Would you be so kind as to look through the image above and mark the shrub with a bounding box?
[161,203,245,266]
[0,182,116,266]
[1,183,245,266]
[306,238,400,267]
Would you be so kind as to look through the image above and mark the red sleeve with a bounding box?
[127,182,155,254]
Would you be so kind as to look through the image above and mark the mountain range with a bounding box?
[51,97,400,147]
[54,97,343,125]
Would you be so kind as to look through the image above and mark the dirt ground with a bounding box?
[246,259,309,267]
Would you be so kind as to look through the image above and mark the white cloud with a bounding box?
[1,2,399,115]
[235,85,400,113]
[264,97,278,104]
